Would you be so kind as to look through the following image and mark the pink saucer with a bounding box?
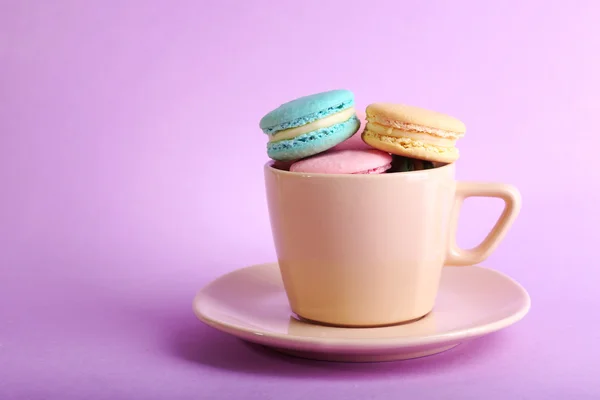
[193,263,530,363]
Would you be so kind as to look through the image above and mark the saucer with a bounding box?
[193,263,530,362]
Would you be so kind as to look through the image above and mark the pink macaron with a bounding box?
[289,149,393,174]
[330,110,374,151]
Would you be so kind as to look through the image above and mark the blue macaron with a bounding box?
[259,89,360,161]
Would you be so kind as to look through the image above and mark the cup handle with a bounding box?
[445,182,522,266]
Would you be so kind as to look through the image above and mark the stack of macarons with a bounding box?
[259,89,466,174]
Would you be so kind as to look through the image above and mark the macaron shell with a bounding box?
[260,89,355,135]
[330,110,373,151]
[366,103,466,133]
[362,131,459,163]
[290,149,393,174]
[267,116,359,161]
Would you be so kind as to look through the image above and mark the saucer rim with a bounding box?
[193,263,531,351]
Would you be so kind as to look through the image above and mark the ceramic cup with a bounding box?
[264,162,521,327]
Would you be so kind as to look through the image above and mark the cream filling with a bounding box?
[269,107,356,143]
[366,114,464,138]
[366,122,456,147]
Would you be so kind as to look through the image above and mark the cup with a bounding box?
[264,162,521,327]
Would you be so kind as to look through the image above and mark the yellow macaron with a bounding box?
[362,103,466,163]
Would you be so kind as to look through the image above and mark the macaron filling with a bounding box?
[267,116,360,161]
[269,107,356,143]
[365,122,458,148]
[366,114,464,139]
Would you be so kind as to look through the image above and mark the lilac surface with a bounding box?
[1,1,599,399]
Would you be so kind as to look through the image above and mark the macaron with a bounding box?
[260,89,361,161]
[271,160,294,171]
[388,155,435,173]
[289,149,392,175]
[362,103,466,163]
[330,110,373,151]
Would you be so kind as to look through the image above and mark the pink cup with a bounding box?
[264,162,521,327]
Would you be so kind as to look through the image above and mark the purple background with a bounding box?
[1,1,599,398]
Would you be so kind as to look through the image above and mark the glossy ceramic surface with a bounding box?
[264,162,521,326]
[193,263,530,362]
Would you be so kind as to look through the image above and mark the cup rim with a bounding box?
[264,160,455,178]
